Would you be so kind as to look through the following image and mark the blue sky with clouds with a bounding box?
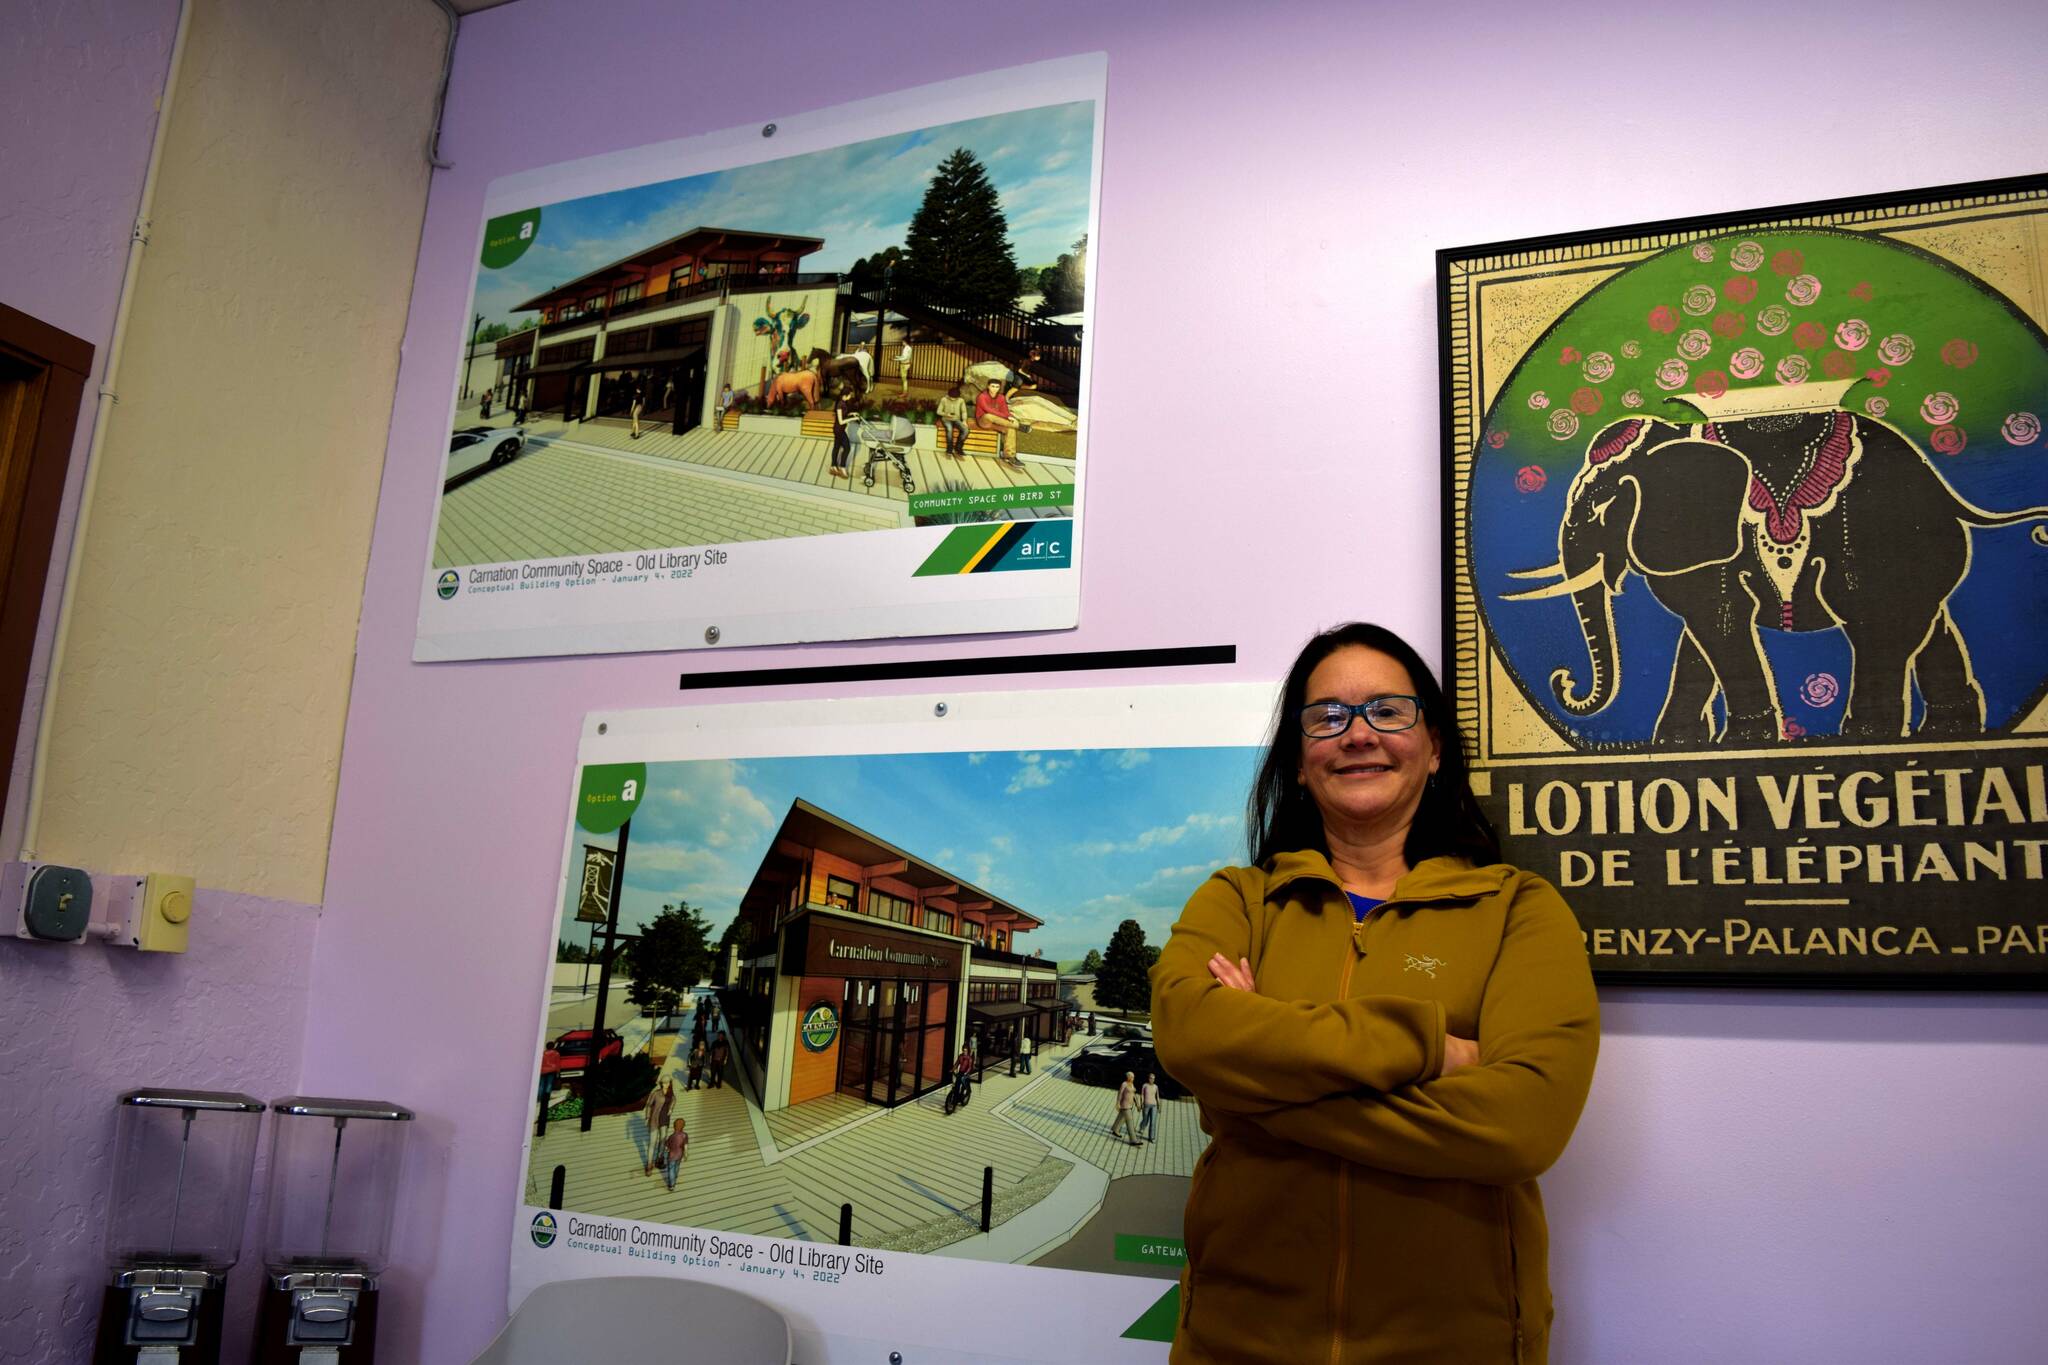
[475,101,1095,332]
[556,746,1259,966]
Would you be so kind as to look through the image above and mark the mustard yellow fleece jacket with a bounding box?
[1150,852,1599,1365]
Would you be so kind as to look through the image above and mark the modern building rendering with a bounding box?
[729,799,1066,1112]
[499,225,838,431]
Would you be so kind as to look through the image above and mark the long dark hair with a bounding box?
[1247,622,1500,869]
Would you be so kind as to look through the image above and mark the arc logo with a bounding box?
[436,570,460,600]
[530,1211,558,1248]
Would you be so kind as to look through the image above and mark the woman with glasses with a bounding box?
[1151,622,1599,1365]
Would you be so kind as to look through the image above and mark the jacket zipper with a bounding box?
[1327,921,1362,1365]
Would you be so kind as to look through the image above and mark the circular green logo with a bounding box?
[800,1001,840,1052]
[436,570,459,600]
[530,1211,557,1248]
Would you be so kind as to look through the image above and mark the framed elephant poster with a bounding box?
[1439,174,2048,986]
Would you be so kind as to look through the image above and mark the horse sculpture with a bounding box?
[807,347,869,401]
[764,367,822,409]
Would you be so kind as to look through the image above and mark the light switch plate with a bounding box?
[5,861,93,944]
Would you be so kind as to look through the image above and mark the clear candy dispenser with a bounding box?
[92,1089,265,1364]
[253,1097,414,1363]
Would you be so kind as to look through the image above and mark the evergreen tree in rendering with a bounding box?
[626,901,716,1021]
[901,148,1020,313]
[1034,234,1087,317]
[1095,919,1156,1012]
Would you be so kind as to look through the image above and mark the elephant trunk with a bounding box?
[1549,553,1620,717]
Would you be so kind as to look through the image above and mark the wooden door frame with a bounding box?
[0,302,95,826]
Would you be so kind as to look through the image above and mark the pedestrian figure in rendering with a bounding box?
[950,1042,974,1111]
[692,1007,707,1044]
[1139,1072,1160,1142]
[479,388,493,420]
[1018,1033,1033,1075]
[974,378,1023,469]
[655,1077,676,1133]
[1150,621,1600,1364]
[709,1034,730,1089]
[1111,1071,1140,1144]
[663,1117,688,1192]
[897,337,913,392]
[640,1081,664,1175]
[936,384,969,457]
[830,384,857,479]
[717,383,735,433]
[629,375,645,439]
[686,1039,706,1091]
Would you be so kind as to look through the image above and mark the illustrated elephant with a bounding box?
[806,347,868,402]
[1506,408,2048,744]
[764,368,821,409]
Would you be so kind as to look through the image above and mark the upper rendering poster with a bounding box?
[1440,175,2048,985]
[414,56,1104,661]
[512,685,1273,1362]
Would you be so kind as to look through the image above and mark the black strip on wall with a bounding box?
[677,644,1235,691]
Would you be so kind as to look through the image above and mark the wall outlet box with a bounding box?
[4,861,94,944]
[101,873,194,952]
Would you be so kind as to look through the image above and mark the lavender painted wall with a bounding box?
[0,892,318,1364]
[308,0,2048,1360]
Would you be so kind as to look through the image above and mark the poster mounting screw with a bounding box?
[933,702,948,718]
[705,626,721,644]
[596,723,607,735]
[761,123,777,138]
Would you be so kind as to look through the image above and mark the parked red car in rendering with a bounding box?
[547,1028,623,1072]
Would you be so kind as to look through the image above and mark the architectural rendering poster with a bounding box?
[1441,175,2048,985]
[415,55,1104,661]
[512,685,1272,1361]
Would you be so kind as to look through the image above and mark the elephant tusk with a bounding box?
[1501,558,1605,602]
[1504,561,1568,580]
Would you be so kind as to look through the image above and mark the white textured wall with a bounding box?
[25,0,445,904]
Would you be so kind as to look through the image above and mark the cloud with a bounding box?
[1075,810,1233,857]
[967,752,987,765]
[990,834,1014,854]
[1109,750,1150,771]
[1005,752,1074,795]
[1140,862,1214,889]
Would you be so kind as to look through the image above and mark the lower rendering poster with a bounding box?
[415,54,1103,661]
[513,685,1272,1361]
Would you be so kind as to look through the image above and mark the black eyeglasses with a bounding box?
[1299,696,1422,738]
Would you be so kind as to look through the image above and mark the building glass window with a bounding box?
[923,908,955,936]
[834,975,952,1107]
[965,922,986,944]
[613,281,643,305]
[870,889,914,925]
[824,875,858,912]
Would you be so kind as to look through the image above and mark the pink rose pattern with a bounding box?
[1487,430,1509,449]
[1713,311,1747,339]
[1690,242,1715,263]
[1730,241,1766,272]
[1756,305,1791,336]
[1865,396,1890,418]
[1621,389,1644,409]
[1877,333,1914,366]
[1930,424,1967,455]
[1866,367,1891,387]
[1724,275,1759,304]
[1515,465,1547,493]
[1677,328,1713,360]
[1655,359,1690,391]
[1695,370,1729,399]
[1547,409,1581,441]
[1799,673,1840,708]
[1559,345,1581,364]
[1729,346,1765,379]
[1775,355,1810,385]
[1528,390,1551,410]
[1792,322,1826,351]
[2003,412,2042,445]
[1582,351,1615,382]
[1833,319,1870,351]
[1941,337,1979,368]
[1682,285,1717,317]
[1621,340,1642,359]
[1785,273,1822,306]
[1920,391,1960,424]
[1648,305,1679,334]
[1570,387,1603,415]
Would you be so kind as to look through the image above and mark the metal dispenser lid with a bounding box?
[118,1089,265,1112]
[270,1097,415,1121]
